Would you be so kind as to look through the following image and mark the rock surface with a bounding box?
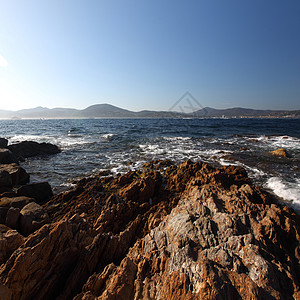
[270,148,288,157]
[8,141,61,160]
[15,182,53,202]
[0,160,299,299]
[0,163,30,185]
[0,149,18,164]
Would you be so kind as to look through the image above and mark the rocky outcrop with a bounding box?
[0,149,18,164]
[0,160,299,299]
[7,141,61,160]
[15,182,53,202]
[0,138,8,148]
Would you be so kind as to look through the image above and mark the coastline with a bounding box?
[1,143,300,298]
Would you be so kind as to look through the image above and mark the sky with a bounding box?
[0,0,299,112]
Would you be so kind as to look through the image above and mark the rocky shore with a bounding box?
[0,139,299,299]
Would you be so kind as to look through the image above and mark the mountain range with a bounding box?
[0,104,299,119]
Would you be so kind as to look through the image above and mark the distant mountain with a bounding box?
[0,104,299,119]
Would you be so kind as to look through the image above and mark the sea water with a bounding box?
[0,118,299,210]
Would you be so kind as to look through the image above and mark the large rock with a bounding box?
[0,148,18,164]
[16,182,53,202]
[0,163,30,186]
[19,202,50,235]
[0,229,24,265]
[0,170,12,188]
[0,138,8,148]
[0,196,34,209]
[5,207,20,229]
[8,141,60,160]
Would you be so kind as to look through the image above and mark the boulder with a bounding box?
[0,170,12,187]
[0,138,8,148]
[0,163,30,185]
[270,148,288,157]
[0,229,24,265]
[16,182,53,203]
[19,202,49,235]
[8,141,61,160]
[0,207,9,224]
[0,148,18,164]
[5,207,20,229]
[0,196,35,209]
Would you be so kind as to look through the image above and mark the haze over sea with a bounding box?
[0,117,299,211]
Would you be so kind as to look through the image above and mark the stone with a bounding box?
[19,202,50,235]
[270,148,288,157]
[8,141,60,160]
[0,138,8,148]
[16,182,53,203]
[0,196,35,209]
[0,229,24,265]
[0,163,30,185]
[0,170,12,187]
[0,207,9,224]
[0,148,18,164]
[5,207,20,229]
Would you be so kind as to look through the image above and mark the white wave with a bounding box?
[265,177,300,209]
[9,134,51,143]
[102,133,115,139]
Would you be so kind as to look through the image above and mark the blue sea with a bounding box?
[0,118,299,210]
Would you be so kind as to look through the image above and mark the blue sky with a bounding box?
[0,0,299,111]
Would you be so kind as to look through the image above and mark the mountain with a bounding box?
[0,104,299,119]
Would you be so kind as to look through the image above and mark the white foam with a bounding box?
[265,177,300,209]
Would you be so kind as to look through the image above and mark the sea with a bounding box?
[0,118,299,211]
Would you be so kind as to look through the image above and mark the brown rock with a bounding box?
[0,163,30,185]
[0,196,35,209]
[270,148,288,157]
[0,207,8,224]
[19,202,50,235]
[5,207,20,229]
[16,182,53,202]
[0,170,12,188]
[0,229,24,265]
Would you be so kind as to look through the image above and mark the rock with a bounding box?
[0,148,18,164]
[0,163,30,185]
[16,182,53,203]
[0,196,34,209]
[0,138,8,148]
[0,207,9,224]
[8,141,61,160]
[5,207,20,229]
[0,170,12,187]
[19,202,50,235]
[270,148,288,157]
[0,229,24,265]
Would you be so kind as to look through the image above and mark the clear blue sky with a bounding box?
[0,0,299,111]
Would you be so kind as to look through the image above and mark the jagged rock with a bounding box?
[19,202,50,235]
[8,141,61,160]
[0,160,299,300]
[16,182,53,202]
[5,207,20,229]
[0,148,18,164]
[0,163,30,185]
[0,229,24,265]
[0,170,12,188]
[0,138,8,148]
[270,148,288,157]
[0,196,34,209]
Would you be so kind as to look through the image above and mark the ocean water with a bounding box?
[0,118,299,211]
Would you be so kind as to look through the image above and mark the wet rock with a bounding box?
[0,163,30,185]
[8,141,61,160]
[0,138,8,148]
[19,202,50,235]
[16,182,53,203]
[5,207,20,229]
[0,196,34,209]
[270,148,288,157]
[0,148,18,164]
